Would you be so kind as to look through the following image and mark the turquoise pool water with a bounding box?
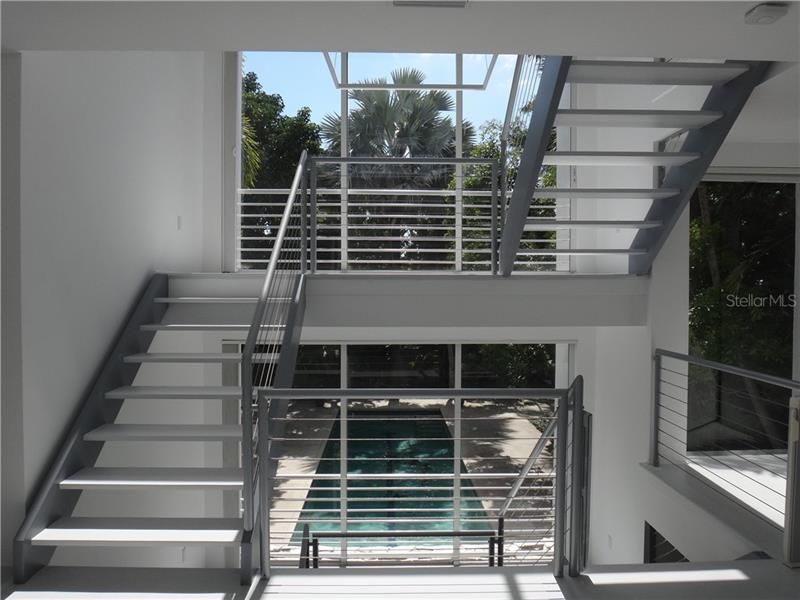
[297,410,490,540]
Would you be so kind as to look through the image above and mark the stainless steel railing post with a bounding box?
[453,396,462,565]
[651,353,662,466]
[300,168,308,273]
[259,391,271,578]
[568,376,585,576]
[310,159,317,273]
[553,391,569,577]
[339,398,348,567]
[491,162,499,275]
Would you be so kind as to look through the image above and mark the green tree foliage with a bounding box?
[320,67,474,160]
[461,119,558,271]
[317,68,475,270]
[241,71,321,188]
[689,182,794,374]
[688,182,795,450]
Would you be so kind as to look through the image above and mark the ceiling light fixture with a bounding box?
[393,1,469,7]
[744,2,790,24]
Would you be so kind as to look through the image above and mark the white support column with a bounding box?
[455,55,464,272]
[222,51,242,272]
[340,53,349,272]
[785,182,800,566]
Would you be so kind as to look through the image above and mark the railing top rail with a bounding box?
[310,530,496,539]
[308,156,498,166]
[257,387,567,400]
[241,150,308,360]
[240,188,505,197]
[655,348,800,392]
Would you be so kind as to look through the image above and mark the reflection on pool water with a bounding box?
[296,409,490,543]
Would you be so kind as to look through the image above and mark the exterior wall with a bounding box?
[2,50,225,567]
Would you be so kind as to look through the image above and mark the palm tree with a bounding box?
[320,67,474,188]
[318,67,475,270]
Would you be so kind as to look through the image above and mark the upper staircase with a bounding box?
[499,56,771,276]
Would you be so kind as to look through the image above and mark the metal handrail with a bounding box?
[240,149,308,571]
[259,387,566,400]
[259,381,588,575]
[498,415,558,517]
[655,348,800,392]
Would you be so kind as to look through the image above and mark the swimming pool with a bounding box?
[296,409,490,542]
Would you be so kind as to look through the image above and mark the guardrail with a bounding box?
[240,150,308,581]
[651,348,800,564]
[258,382,589,577]
[238,155,564,274]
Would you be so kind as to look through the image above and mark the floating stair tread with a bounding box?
[567,60,749,86]
[554,109,723,128]
[31,517,243,546]
[525,219,662,230]
[106,386,241,400]
[533,187,679,199]
[515,248,649,256]
[84,424,242,442]
[543,152,699,167]
[60,467,243,489]
[154,297,263,304]
[124,352,277,364]
[141,323,284,332]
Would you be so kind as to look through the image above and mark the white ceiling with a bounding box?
[4,1,797,155]
[3,1,799,60]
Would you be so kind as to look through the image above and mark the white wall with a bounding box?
[1,50,225,566]
[571,77,762,564]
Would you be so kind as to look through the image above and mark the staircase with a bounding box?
[499,57,771,275]
[13,272,302,584]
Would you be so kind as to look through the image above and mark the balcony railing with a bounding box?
[256,382,590,576]
[237,156,562,274]
[651,349,800,563]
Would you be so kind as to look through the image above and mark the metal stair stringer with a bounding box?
[628,61,772,275]
[498,55,572,277]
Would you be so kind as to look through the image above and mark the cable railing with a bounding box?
[501,55,544,213]
[240,150,308,578]
[258,381,589,577]
[238,155,561,273]
[651,349,800,563]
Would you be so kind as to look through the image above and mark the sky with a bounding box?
[243,52,516,130]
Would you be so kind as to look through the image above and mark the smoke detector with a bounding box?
[745,3,790,24]
[393,1,468,7]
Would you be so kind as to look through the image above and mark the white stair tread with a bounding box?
[525,219,662,230]
[533,187,679,199]
[85,424,242,442]
[106,386,241,400]
[141,323,283,332]
[567,60,749,85]
[32,517,243,546]
[554,109,723,128]
[516,248,648,255]
[154,296,261,304]
[124,352,278,364]
[60,467,243,489]
[543,151,699,167]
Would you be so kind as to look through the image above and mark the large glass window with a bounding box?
[292,345,341,388]
[347,345,454,388]
[462,344,556,388]
[688,181,795,451]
